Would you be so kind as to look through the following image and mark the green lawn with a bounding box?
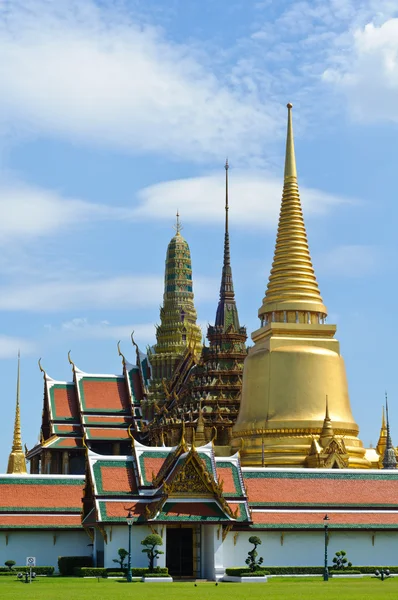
[0,576,397,600]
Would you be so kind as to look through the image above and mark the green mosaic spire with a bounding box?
[154,212,202,355]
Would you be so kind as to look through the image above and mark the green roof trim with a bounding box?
[127,367,141,407]
[0,506,81,513]
[0,477,83,486]
[242,471,398,481]
[0,525,83,530]
[250,524,398,530]
[249,501,398,508]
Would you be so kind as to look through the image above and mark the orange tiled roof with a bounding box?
[50,384,79,420]
[85,427,131,440]
[99,501,147,521]
[79,378,130,413]
[251,511,398,528]
[0,515,82,528]
[98,465,137,495]
[243,471,398,506]
[0,480,84,510]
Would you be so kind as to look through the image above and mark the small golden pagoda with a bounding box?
[7,353,27,474]
[231,103,369,468]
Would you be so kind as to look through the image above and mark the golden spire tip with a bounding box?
[287,102,293,109]
[174,210,182,235]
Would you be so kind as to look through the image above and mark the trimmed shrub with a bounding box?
[58,556,93,576]
[329,570,361,575]
[74,567,107,578]
[107,572,126,578]
[131,567,168,576]
[0,572,16,577]
[143,573,171,578]
[225,568,269,577]
[12,566,54,576]
[4,560,16,571]
[357,566,398,574]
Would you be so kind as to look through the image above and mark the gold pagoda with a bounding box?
[7,353,27,474]
[231,104,370,468]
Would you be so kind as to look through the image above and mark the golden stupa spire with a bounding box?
[376,405,387,457]
[7,352,27,474]
[319,396,334,448]
[259,103,327,322]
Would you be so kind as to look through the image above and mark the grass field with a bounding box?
[1,577,397,600]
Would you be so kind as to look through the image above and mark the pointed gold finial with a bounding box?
[7,352,27,474]
[284,103,297,180]
[377,404,388,458]
[258,102,327,321]
[174,210,182,235]
[319,395,334,449]
[117,340,126,367]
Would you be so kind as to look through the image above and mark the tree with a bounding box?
[141,534,164,572]
[112,548,129,571]
[4,560,16,571]
[245,536,264,572]
[332,550,352,570]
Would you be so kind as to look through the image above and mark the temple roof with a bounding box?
[27,351,147,458]
[242,468,398,508]
[84,440,250,525]
[0,475,84,529]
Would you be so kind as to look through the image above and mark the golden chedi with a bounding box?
[232,103,369,468]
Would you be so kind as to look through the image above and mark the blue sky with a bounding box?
[1,0,398,471]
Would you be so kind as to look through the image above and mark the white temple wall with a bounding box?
[222,530,398,568]
[0,530,91,571]
[103,525,163,569]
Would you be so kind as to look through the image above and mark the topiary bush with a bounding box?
[58,556,93,576]
[141,534,164,572]
[332,550,352,570]
[4,560,16,571]
[245,536,264,572]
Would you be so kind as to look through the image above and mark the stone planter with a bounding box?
[221,575,268,583]
[141,576,173,583]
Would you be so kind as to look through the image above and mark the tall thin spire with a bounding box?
[319,395,334,448]
[215,160,240,329]
[383,392,397,469]
[376,405,387,458]
[7,352,27,474]
[259,103,327,322]
[174,210,182,236]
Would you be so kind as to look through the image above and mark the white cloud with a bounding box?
[317,245,378,277]
[0,180,128,244]
[0,335,36,359]
[0,0,277,162]
[323,18,398,123]
[134,170,353,228]
[0,274,217,312]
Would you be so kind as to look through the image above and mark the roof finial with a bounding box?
[383,391,397,469]
[7,352,27,474]
[284,103,297,180]
[215,160,241,329]
[225,158,229,235]
[174,210,182,235]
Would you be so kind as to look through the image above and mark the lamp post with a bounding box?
[323,514,330,581]
[126,511,134,582]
